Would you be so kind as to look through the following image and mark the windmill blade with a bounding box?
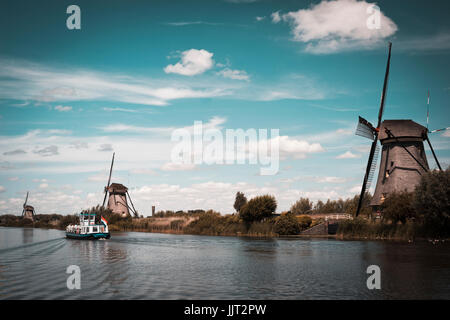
[430,127,450,134]
[355,138,379,217]
[376,42,392,128]
[356,116,377,140]
[426,90,430,131]
[366,144,380,190]
[23,191,28,208]
[126,190,139,218]
[102,152,115,207]
[425,134,442,171]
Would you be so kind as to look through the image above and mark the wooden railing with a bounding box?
[325,214,353,221]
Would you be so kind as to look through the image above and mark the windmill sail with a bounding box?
[365,144,380,190]
[102,152,115,207]
[22,192,29,216]
[355,42,392,217]
[356,116,377,140]
[430,127,450,133]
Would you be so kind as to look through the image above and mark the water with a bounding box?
[0,226,449,299]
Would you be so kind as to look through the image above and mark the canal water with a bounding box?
[0,227,449,299]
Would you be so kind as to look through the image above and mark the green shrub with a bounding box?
[239,194,277,223]
[414,168,450,237]
[297,215,312,229]
[381,190,416,224]
[274,212,301,235]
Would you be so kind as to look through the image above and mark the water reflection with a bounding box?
[22,228,34,244]
[0,228,449,299]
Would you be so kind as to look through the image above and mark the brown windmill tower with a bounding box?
[355,43,445,216]
[22,191,35,221]
[101,153,139,218]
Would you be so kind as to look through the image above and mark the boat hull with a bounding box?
[66,232,110,240]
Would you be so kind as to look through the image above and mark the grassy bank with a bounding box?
[336,218,449,241]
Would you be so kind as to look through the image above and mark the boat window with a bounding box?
[93,227,97,232]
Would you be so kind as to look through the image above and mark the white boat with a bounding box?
[66,213,110,240]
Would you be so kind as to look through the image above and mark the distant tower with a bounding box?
[22,192,35,221]
[370,120,429,209]
[101,153,139,218]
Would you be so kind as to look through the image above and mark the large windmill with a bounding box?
[354,42,446,217]
[22,191,35,221]
[102,153,139,218]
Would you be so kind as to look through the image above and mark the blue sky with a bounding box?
[0,0,449,215]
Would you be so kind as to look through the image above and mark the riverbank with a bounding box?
[2,213,448,241]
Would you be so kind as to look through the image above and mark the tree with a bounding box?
[313,200,324,213]
[290,198,313,215]
[274,212,301,235]
[381,190,416,224]
[414,168,450,235]
[233,191,247,213]
[239,194,277,223]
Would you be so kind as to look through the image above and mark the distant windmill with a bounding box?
[101,153,139,218]
[22,191,35,221]
[354,43,446,217]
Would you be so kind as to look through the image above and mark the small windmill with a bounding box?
[354,43,446,217]
[22,191,35,221]
[101,153,139,218]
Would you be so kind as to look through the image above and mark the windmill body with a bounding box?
[106,183,130,218]
[101,153,139,218]
[23,205,35,221]
[370,120,429,209]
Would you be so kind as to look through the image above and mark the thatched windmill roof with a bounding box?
[378,120,427,141]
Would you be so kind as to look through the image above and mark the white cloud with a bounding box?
[271,11,281,23]
[99,116,226,135]
[336,151,361,159]
[54,105,72,112]
[276,0,398,54]
[396,33,450,53]
[39,183,49,189]
[33,145,59,157]
[274,136,325,159]
[349,185,362,193]
[164,49,214,76]
[3,149,27,156]
[98,144,113,152]
[0,58,226,106]
[256,16,265,21]
[8,177,19,181]
[253,74,327,101]
[160,163,196,171]
[316,176,347,183]
[442,130,450,137]
[0,186,5,193]
[217,68,250,81]
[87,172,109,182]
